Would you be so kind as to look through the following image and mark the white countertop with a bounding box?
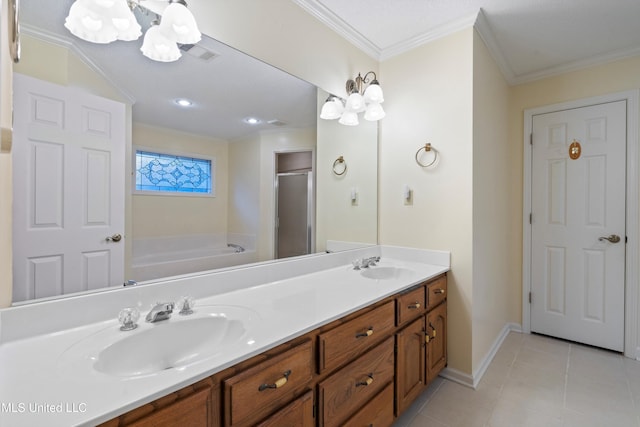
[0,246,449,426]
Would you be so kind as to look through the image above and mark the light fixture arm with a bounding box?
[346,71,378,95]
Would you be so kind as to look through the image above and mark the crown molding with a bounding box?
[20,24,136,104]
[473,9,516,84]
[292,0,382,60]
[379,12,478,61]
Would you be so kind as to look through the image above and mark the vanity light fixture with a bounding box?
[64,0,201,63]
[320,71,385,126]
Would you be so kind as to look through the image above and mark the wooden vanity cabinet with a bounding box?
[101,273,447,427]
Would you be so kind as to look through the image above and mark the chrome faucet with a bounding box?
[353,256,381,270]
[145,302,175,323]
[227,243,245,253]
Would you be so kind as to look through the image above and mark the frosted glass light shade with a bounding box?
[345,92,365,113]
[320,98,344,120]
[141,25,181,62]
[110,0,141,41]
[159,2,202,45]
[363,83,384,104]
[65,0,140,43]
[364,103,385,121]
[65,1,118,43]
[339,111,359,126]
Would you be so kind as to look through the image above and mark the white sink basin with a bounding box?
[94,315,246,376]
[59,305,258,378]
[360,266,414,280]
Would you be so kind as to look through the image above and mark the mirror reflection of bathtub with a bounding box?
[131,234,256,281]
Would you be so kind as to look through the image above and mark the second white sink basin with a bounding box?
[360,266,414,280]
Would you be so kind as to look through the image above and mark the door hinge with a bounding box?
[529,213,532,224]
[530,133,533,145]
[529,292,532,304]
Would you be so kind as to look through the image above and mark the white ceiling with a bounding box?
[295,0,640,84]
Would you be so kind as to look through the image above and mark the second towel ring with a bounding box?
[415,143,438,168]
[333,156,347,175]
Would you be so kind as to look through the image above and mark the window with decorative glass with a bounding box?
[134,149,215,195]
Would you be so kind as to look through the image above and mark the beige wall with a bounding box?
[188,0,378,98]
[132,124,229,239]
[379,28,474,374]
[228,128,316,262]
[316,90,378,251]
[471,31,513,371]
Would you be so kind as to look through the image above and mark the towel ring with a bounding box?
[415,143,438,168]
[332,156,347,176]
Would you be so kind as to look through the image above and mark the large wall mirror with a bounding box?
[12,0,378,304]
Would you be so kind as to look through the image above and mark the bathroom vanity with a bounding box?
[0,246,449,426]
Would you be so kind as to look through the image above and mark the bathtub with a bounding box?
[131,234,256,282]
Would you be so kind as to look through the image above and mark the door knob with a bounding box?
[598,234,621,243]
[106,233,122,242]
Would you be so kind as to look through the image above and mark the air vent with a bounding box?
[179,44,218,61]
[268,119,287,127]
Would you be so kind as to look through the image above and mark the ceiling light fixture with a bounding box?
[174,98,192,107]
[244,117,260,125]
[64,0,201,63]
[320,71,385,126]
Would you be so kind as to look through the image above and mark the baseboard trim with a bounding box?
[440,322,522,389]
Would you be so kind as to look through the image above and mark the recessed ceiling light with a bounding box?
[175,98,193,107]
[244,117,260,125]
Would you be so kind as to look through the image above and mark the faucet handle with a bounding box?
[118,307,140,331]
[178,296,195,315]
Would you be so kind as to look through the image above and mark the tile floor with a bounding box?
[394,332,640,427]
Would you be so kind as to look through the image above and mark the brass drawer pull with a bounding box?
[355,327,374,338]
[258,370,291,391]
[425,333,430,343]
[356,373,374,387]
[429,322,437,338]
[433,288,445,294]
[408,302,421,309]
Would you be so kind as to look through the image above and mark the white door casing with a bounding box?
[527,98,633,353]
[12,74,125,302]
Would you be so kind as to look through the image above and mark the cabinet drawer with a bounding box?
[427,275,447,310]
[318,301,395,373]
[318,337,395,427]
[342,382,394,427]
[255,390,314,427]
[396,285,426,326]
[224,340,313,427]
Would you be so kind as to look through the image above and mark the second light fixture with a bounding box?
[320,71,385,126]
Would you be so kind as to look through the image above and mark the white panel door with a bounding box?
[531,100,626,351]
[12,74,125,302]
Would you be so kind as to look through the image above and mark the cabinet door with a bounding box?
[256,390,314,427]
[395,316,425,415]
[426,302,447,384]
